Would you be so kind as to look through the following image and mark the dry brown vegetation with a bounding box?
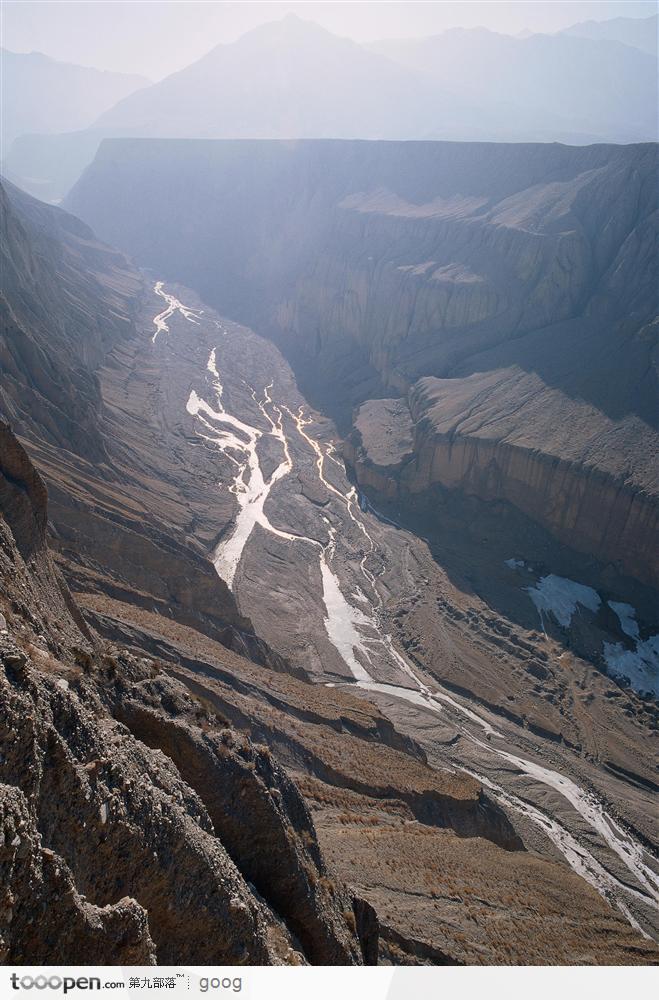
[313,795,658,966]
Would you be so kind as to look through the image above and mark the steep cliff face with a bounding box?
[0,180,141,461]
[347,371,659,587]
[65,139,658,587]
[408,415,657,589]
[0,421,92,653]
[0,420,48,561]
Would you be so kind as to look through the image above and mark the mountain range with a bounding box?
[560,12,657,55]
[1,47,148,148]
[372,24,656,140]
[3,13,657,202]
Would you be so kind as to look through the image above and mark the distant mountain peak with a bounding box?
[1,48,150,150]
[236,12,340,44]
[1,46,149,82]
[192,13,353,70]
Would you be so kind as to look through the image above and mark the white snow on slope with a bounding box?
[604,634,659,697]
[527,574,601,627]
[609,601,640,640]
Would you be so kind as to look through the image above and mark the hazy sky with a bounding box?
[2,1,656,80]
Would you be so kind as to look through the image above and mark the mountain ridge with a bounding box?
[1,47,148,147]
[560,13,657,55]
[4,14,656,202]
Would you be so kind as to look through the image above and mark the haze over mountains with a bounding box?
[0,48,148,147]
[3,13,657,202]
[560,12,657,55]
[372,24,656,141]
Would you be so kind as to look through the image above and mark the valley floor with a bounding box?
[71,277,658,950]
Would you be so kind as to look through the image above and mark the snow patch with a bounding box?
[526,574,600,628]
[608,601,640,640]
[604,634,659,697]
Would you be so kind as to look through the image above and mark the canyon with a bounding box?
[1,134,658,965]
[67,138,658,594]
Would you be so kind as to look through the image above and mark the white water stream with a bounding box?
[186,349,302,586]
[153,282,659,936]
[152,280,204,343]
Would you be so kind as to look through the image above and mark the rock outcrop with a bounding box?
[346,374,659,587]
[110,674,363,965]
[1,783,155,965]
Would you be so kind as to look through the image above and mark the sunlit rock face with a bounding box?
[66,139,658,588]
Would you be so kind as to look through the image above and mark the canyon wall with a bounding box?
[345,388,658,587]
[65,139,658,586]
[0,180,284,663]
